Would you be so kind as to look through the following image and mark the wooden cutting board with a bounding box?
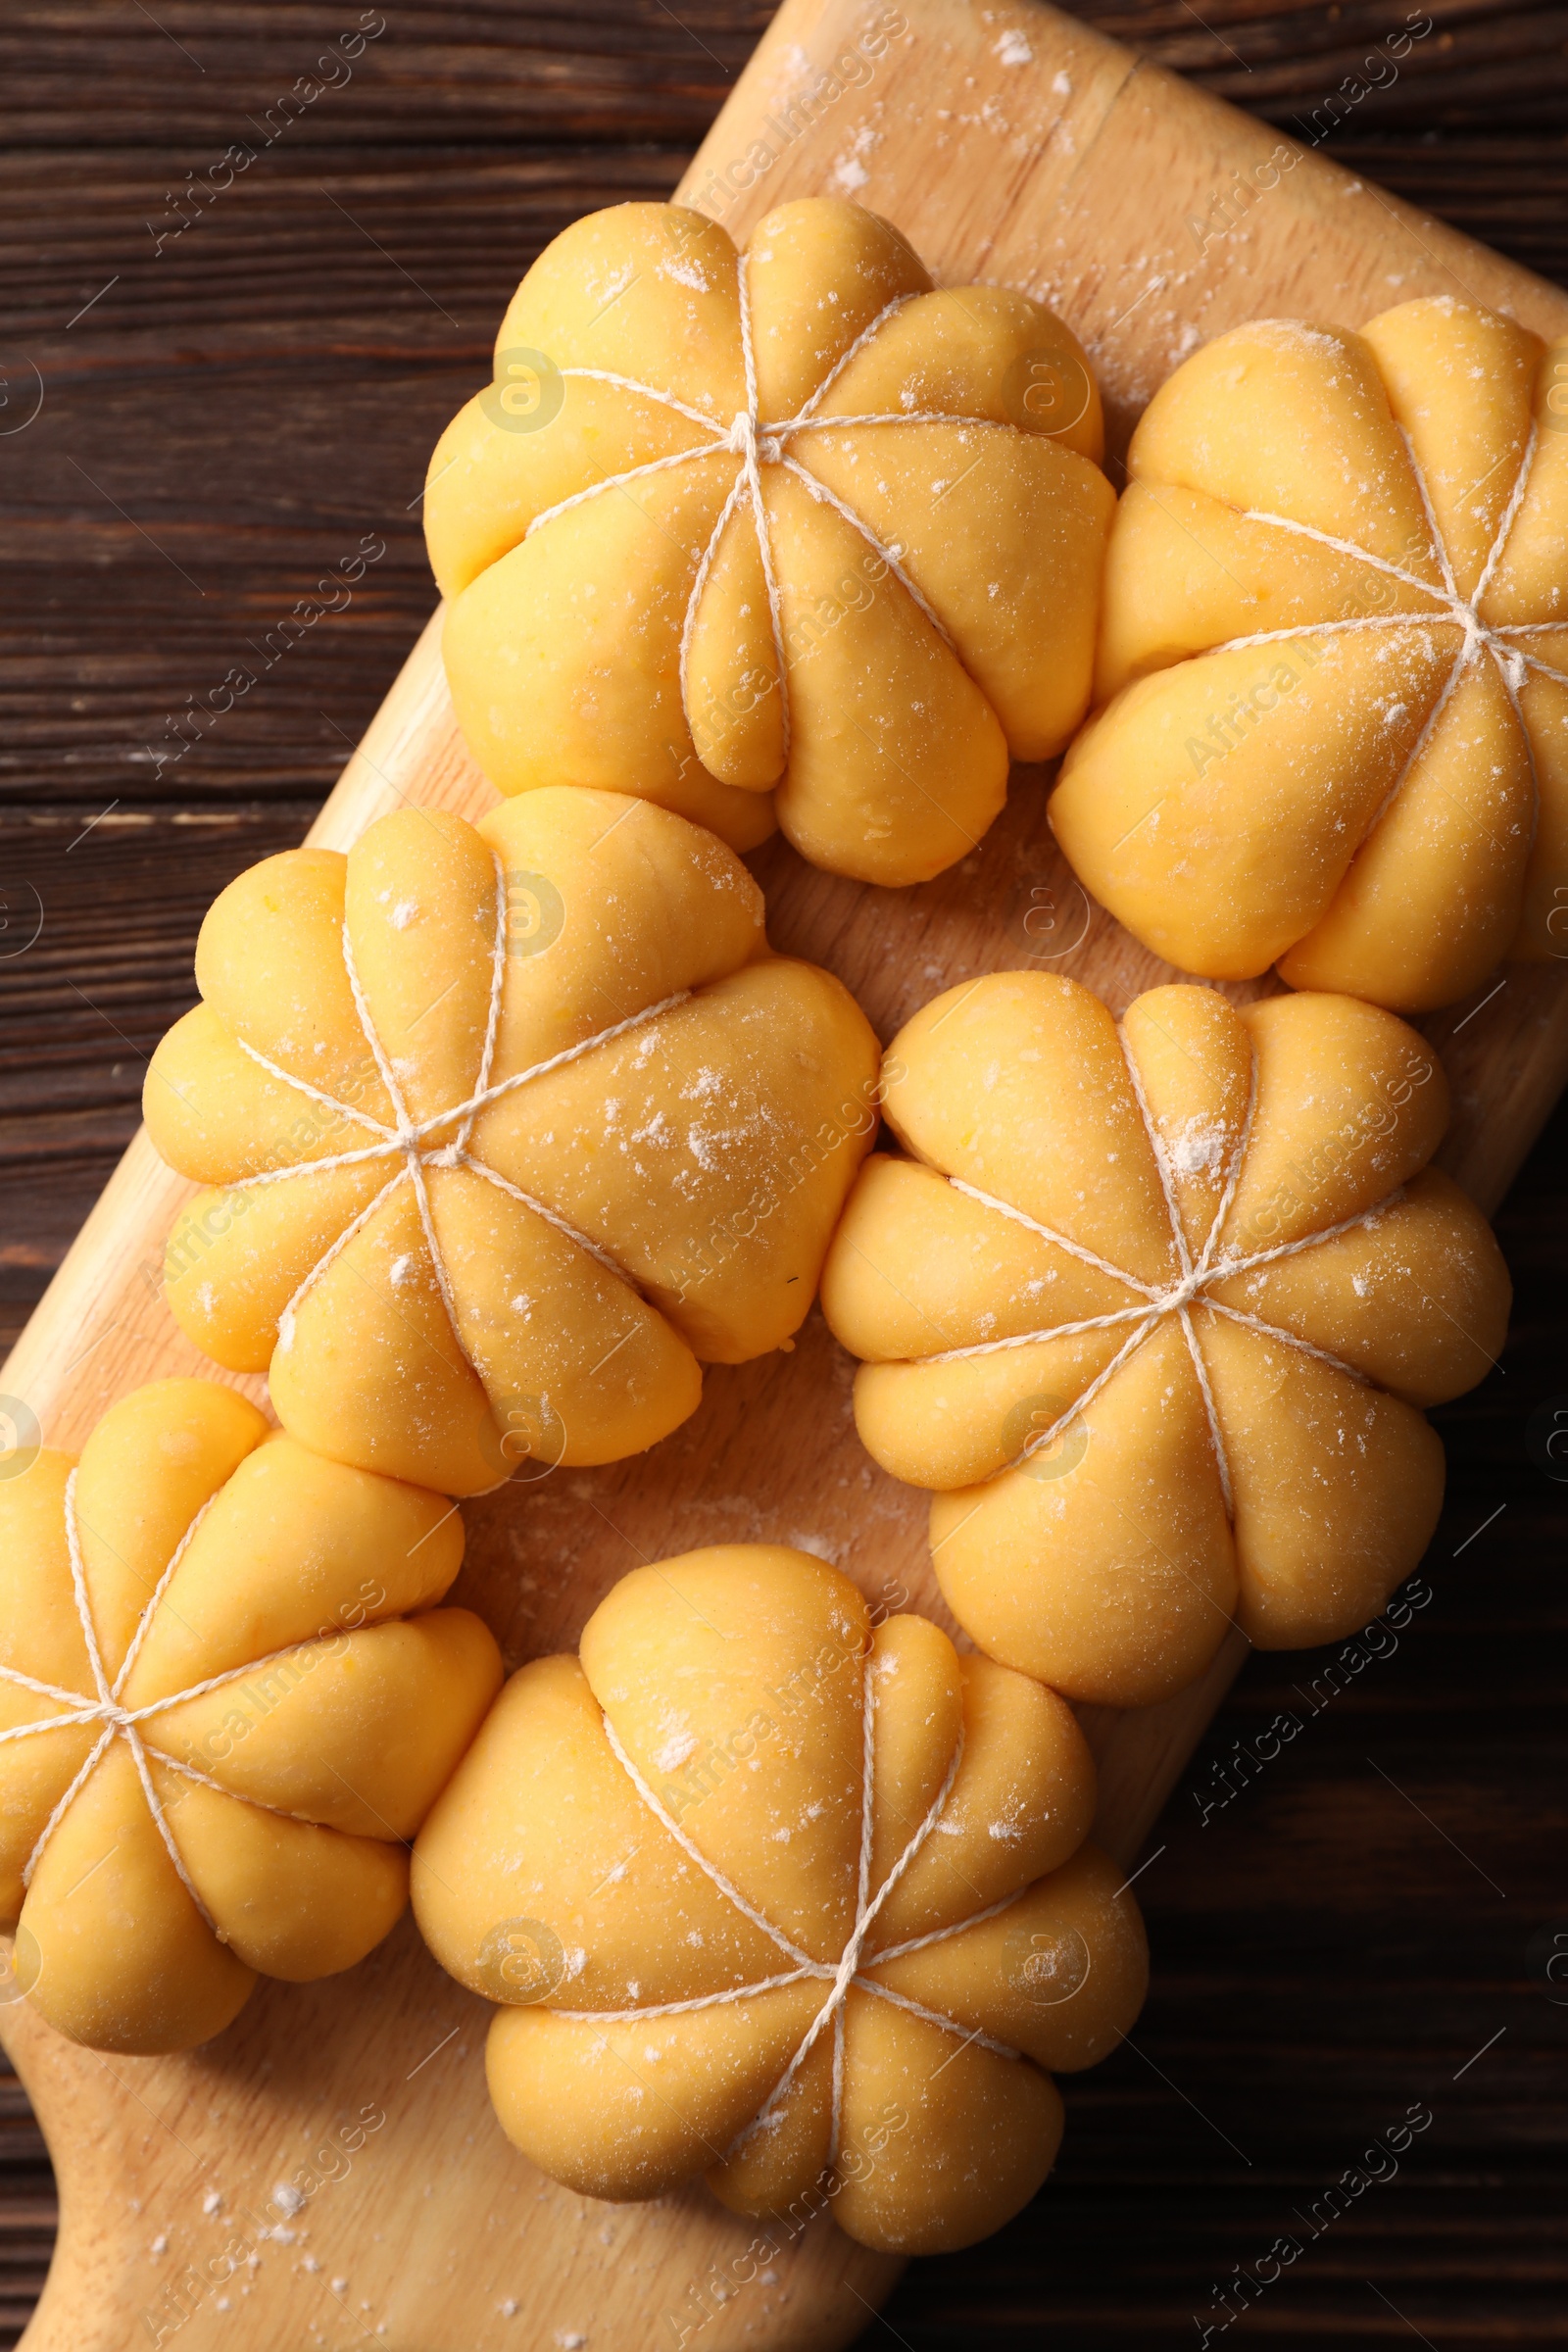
[5,2,1567,2345]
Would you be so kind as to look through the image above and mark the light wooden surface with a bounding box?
[3,2,1566,2345]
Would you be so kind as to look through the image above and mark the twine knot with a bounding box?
[1157,1267,1210,1316]
[82,1698,132,1731]
[727,409,782,467]
[1454,598,1488,653]
[581,1693,1002,2171]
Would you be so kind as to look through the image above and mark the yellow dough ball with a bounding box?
[1051,296,1568,1010]
[819,974,1511,1706]
[412,1545,1147,2256]
[144,788,880,1496]
[0,1379,501,2055]
[425,198,1115,886]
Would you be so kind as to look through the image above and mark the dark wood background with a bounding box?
[2,2,1565,2343]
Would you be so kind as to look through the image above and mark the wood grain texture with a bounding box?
[1,1,1564,2346]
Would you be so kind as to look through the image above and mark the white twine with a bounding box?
[552,1656,1024,2173]
[777,453,955,652]
[1113,1031,1237,1512]
[519,277,1031,775]
[912,1036,1404,1511]
[0,1474,358,1930]
[1174,420,1559,857]
[733,261,795,762]
[678,466,752,750]
[198,852,692,1389]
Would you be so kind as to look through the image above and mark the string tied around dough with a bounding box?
[914,1036,1412,1523]
[1151,420,1562,857]
[550,1651,1041,2176]
[726,409,780,466]
[518,270,1049,778]
[201,851,695,1415]
[0,1474,379,1936]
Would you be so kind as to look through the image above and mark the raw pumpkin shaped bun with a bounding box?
[820,974,1511,1706]
[426,197,1114,886]
[1052,296,1568,1011]
[0,1379,502,2056]
[413,1545,1148,2257]
[144,788,880,1496]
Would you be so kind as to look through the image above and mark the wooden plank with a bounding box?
[3,2,1566,2345]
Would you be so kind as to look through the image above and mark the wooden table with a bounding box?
[2,1,1565,2342]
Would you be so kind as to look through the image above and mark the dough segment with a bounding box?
[413,1546,1148,2255]
[427,198,1114,884]
[0,1380,502,2053]
[821,974,1511,1704]
[146,789,880,1494]
[1052,297,1568,1009]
